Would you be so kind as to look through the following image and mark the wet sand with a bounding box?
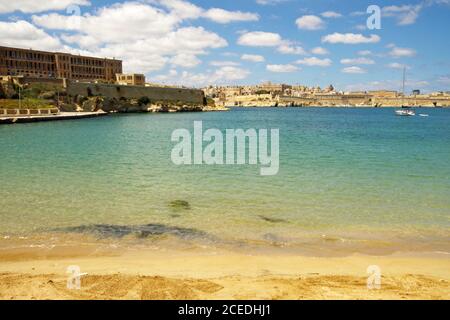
[0,246,449,300]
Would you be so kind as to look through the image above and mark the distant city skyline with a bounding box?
[0,0,449,92]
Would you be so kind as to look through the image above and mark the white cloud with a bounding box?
[437,76,450,85]
[237,31,283,47]
[170,53,202,68]
[354,24,367,31]
[321,11,342,18]
[32,3,179,41]
[277,44,307,55]
[296,15,325,30]
[255,0,287,5]
[266,64,299,73]
[311,47,329,55]
[322,33,381,44]
[238,32,308,57]
[209,61,240,67]
[296,57,332,67]
[203,8,259,24]
[358,50,372,56]
[342,66,367,74]
[382,4,422,25]
[30,2,229,74]
[158,0,203,20]
[388,62,410,69]
[241,54,265,62]
[0,0,90,14]
[340,57,375,65]
[214,66,251,81]
[0,20,62,51]
[155,66,250,87]
[158,0,259,24]
[389,46,416,57]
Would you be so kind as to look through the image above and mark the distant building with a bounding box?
[116,73,146,86]
[368,90,398,98]
[0,45,122,82]
[258,82,291,94]
[412,89,421,95]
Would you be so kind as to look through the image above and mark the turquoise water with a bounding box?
[1,108,449,254]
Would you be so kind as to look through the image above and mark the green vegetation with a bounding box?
[138,96,151,105]
[20,83,63,100]
[205,97,216,107]
[0,98,54,110]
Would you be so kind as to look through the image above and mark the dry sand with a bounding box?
[0,247,449,300]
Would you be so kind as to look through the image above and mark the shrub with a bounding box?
[138,96,151,105]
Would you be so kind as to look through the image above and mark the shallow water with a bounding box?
[1,108,449,255]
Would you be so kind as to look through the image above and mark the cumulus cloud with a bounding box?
[238,31,307,57]
[322,33,381,44]
[0,0,90,14]
[266,64,299,73]
[321,11,342,18]
[340,57,375,65]
[296,57,332,67]
[237,31,283,47]
[389,46,416,57]
[203,8,259,24]
[342,66,367,74]
[154,66,251,87]
[296,15,325,30]
[0,20,62,51]
[241,54,265,62]
[209,61,240,67]
[158,0,259,23]
[28,2,229,74]
[170,53,202,68]
[277,44,307,55]
[311,47,329,55]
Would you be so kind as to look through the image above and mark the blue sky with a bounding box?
[0,0,449,92]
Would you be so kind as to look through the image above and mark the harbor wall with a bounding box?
[66,82,205,105]
[279,95,450,107]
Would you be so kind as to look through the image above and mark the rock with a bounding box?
[59,103,77,112]
[38,91,56,100]
[81,97,102,112]
[169,200,191,210]
[258,215,288,224]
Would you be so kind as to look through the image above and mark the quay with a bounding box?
[0,111,108,125]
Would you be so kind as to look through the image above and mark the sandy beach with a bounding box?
[0,245,448,300]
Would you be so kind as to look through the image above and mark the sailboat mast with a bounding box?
[402,67,406,96]
[402,67,406,106]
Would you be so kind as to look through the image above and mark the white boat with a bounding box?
[395,68,415,116]
[395,109,415,116]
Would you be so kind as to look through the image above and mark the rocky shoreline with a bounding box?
[60,96,225,113]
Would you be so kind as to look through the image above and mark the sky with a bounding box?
[0,0,449,92]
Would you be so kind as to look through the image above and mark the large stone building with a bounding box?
[0,46,122,82]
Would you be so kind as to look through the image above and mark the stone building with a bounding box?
[258,82,291,94]
[116,73,146,86]
[0,46,122,83]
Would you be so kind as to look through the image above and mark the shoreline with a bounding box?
[0,248,449,300]
[0,111,108,125]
